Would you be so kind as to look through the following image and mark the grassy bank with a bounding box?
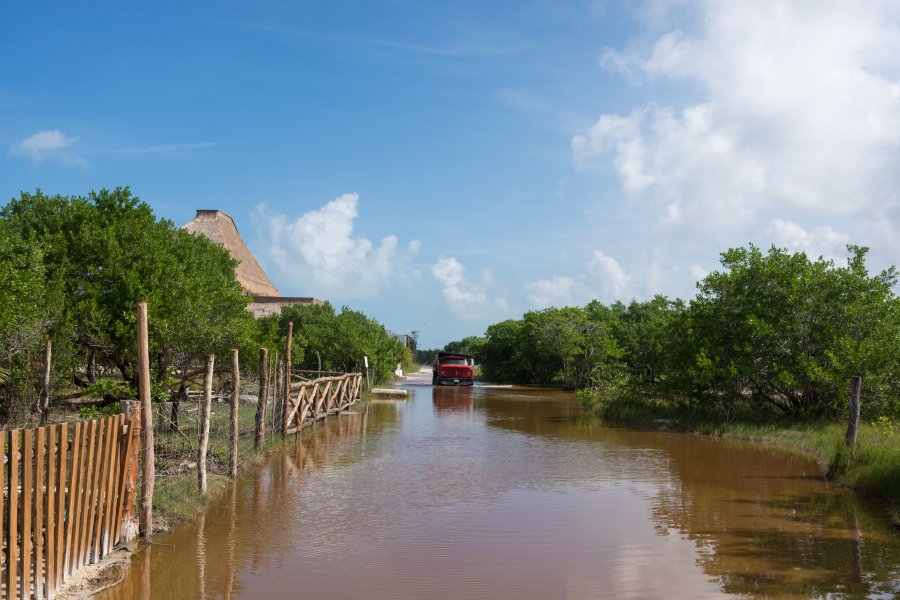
[151,391,374,529]
[583,394,900,527]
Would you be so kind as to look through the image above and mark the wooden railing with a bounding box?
[284,372,362,435]
[1,414,139,600]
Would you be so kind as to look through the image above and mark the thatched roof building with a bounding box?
[182,209,323,317]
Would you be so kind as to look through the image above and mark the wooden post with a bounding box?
[845,375,862,452]
[230,348,240,478]
[136,301,154,539]
[270,350,279,437]
[40,338,52,426]
[120,400,141,543]
[199,355,214,495]
[255,348,269,450]
[282,322,292,438]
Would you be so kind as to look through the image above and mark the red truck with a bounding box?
[432,352,474,386]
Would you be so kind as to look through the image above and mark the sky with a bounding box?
[2,1,900,349]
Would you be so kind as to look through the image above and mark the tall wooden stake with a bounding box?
[230,348,240,478]
[845,375,862,452]
[199,355,214,495]
[40,338,52,426]
[136,301,154,539]
[120,401,141,542]
[282,322,293,438]
[255,348,269,450]
[270,350,278,436]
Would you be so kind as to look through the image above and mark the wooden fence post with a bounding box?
[846,375,862,452]
[270,350,278,437]
[230,348,240,479]
[199,355,214,495]
[40,338,52,426]
[255,348,268,450]
[136,301,154,540]
[120,400,141,543]
[282,322,292,438]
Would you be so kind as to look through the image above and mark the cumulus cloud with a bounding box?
[254,193,419,297]
[768,219,850,263]
[431,257,509,321]
[526,250,632,308]
[575,1,900,236]
[10,129,88,167]
[689,265,708,281]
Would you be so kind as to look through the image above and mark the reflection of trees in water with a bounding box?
[100,408,375,599]
[647,438,900,598]
[484,399,900,597]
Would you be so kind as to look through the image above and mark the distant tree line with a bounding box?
[442,245,900,419]
[0,188,409,419]
[257,302,411,384]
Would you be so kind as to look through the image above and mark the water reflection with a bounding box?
[432,385,474,413]
[99,386,899,599]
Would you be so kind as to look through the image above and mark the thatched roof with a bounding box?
[182,210,280,297]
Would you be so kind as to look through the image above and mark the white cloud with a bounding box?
[254,193,419,297]
[689,265,708,281]
[575,1,900,237]
[768,219,850,263]
[10,129,88,167]
[431,257,509,321]
[526,250,632,308]
[525,276,588,309]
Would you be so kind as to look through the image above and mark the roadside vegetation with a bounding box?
[0,187,409,419]
[0,187,411,525]
[443,244,900,519]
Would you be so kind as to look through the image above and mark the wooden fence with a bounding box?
[284,372,362,435]
[1,414,139,600]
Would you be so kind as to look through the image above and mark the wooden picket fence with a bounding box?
[284,372,362,435]
[1,414,139,600]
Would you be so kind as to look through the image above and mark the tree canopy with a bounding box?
[260,302,410,383]
[449,244,900,419]
[0,188,256,415]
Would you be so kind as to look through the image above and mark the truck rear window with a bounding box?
[441,358,468,365]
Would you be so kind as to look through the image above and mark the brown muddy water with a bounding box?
[99,382,899,599]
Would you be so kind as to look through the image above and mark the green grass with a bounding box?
[150,393,304,528]
[586,393,900,521]
[153,473,229,526]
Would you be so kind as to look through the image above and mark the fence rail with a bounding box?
[1,414,138,600]
[284,373,362,435]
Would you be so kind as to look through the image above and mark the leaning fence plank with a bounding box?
[35,427,46,600]
[88,419,108,562]
[91,418,111,562]
[45,424,58,599]
[84,419,105,565]
[98,416,115,558]
[75,420,96,572]
[102,415,123,556]
[96,416,117,560]
[64,422,82,577]
[9,430,20,600]
[22,428,34,599]
[55,423,68,587]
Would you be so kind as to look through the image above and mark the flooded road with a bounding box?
[101,381,899,599]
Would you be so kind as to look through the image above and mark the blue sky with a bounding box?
[3,1,900,348]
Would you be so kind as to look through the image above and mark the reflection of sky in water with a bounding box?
[101,384,900,600]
